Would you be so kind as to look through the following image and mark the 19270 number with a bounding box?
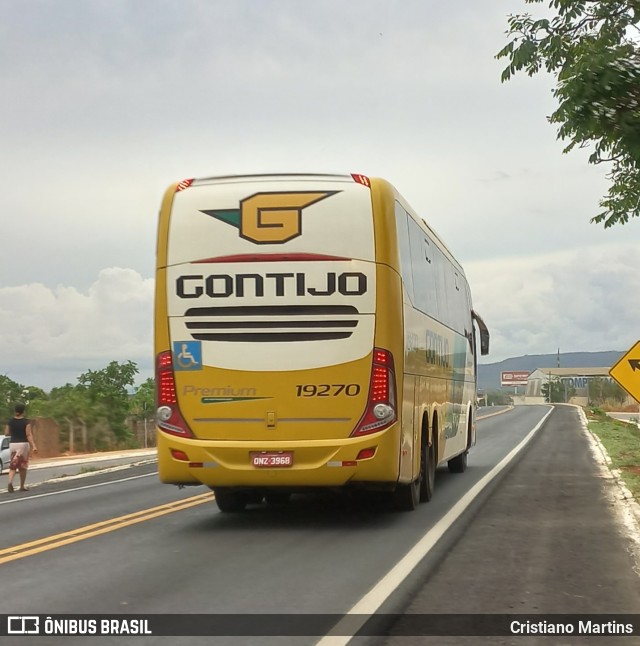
[295,384,361,397]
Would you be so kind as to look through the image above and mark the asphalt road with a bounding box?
[1,405,638,645]
[379,405,640,645]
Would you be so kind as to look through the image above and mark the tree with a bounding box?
[588,376,628,406]
[541,377,575,402]
[23,386,49,415]
[129,377,155,447]
[0,361,148,452]
[497,0,640,227]
[41,384,95,452]
[78,361,139,443]
[488,390,514,406]
[0,375,26,419]
[130,378,155,424]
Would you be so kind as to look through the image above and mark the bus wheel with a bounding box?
[264,491,291,506]
[245,489,264,505]
[448,451,467,473]
[394,476,420,511]
[213,488,247,513]
[420,436,436,502]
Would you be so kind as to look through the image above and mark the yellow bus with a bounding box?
[154,173,489,512]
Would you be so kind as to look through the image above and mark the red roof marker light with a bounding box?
[351,174,371,187]
[175,178,195,192]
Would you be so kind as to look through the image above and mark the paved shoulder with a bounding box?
[385,405,640,644]
[19,449,157,488]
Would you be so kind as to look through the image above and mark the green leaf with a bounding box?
[497,0,640,226]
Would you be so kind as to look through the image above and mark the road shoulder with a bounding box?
[383,404,640,644]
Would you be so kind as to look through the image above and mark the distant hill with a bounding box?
[477,351,624,391]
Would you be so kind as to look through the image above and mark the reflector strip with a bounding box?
[191,331,352,342]
[356,448,377,460]
[194,253,350,263]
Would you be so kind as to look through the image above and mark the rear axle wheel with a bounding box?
[213,488,247,513]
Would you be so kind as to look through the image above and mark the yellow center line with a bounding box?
[0,492,213,565]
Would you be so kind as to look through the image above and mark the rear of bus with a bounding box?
[154,173,405,508]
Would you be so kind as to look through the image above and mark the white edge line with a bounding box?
[316,406,554,646]
[578,406,640,575]
[0,472,157,505]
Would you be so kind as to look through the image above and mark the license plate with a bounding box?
[250,451,293,468]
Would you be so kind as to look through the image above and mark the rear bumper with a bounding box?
[157,425,401,488]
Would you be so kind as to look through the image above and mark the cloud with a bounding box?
[0,0,637,388]
[0,268,154,389]
[467,243,640,362]
[2,241,637,390]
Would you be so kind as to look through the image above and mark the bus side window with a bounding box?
[394,202,415,303]
[408,217,438,319]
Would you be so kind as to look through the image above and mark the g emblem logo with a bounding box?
[201,191,338,244]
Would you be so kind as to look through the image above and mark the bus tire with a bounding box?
[449,417,471,473]
[420,429,436,503]
[394,477,420,511]
[213,488,247,513]
[245,489,264,505]
[265,491,291,506]
[448,451,467,473]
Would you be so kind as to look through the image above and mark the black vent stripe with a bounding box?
[191,332,353,342]
[185,305,359,317]
[186,320,358,330]
[182,305,362,343]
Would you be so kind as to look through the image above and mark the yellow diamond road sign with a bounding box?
[609,340,640,404]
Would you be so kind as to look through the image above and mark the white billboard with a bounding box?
[501,371,530,387]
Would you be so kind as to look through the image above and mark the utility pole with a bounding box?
[143,401,148,449]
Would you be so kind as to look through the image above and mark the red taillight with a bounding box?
[351,348,397,436]
[371,366,388,402]
[158,352,173,369]
[159,370,177,404]
[373,348,390,364]
[156,351,195,438]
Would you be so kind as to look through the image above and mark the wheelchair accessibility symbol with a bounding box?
[173,341,202,371]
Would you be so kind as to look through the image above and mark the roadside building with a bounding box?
[523,367,635,407]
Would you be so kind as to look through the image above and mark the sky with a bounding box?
[1,0,638,390]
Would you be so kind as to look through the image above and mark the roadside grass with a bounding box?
[587,408,640,501]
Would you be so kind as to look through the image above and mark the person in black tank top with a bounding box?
[4,403,38,492]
